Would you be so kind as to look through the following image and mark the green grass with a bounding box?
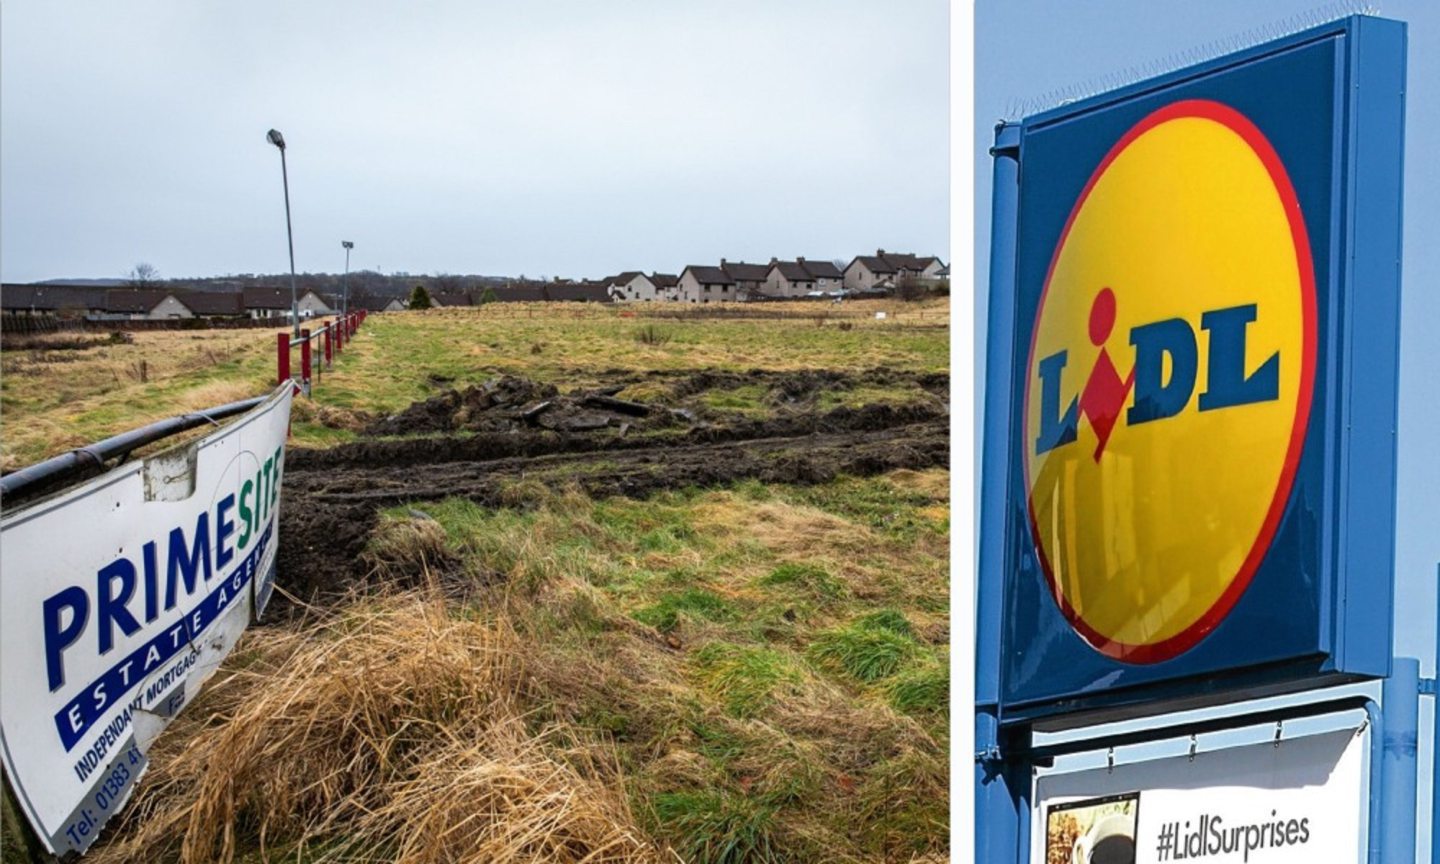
[815,383,936,411]
[855,608,915,637]
[35,298,950,862]
[2,300,947,468]
[698,384,770,416]
[780,475,946,541]
[690,642,800,718]
[650,790,782,864]
[633,588,736,633]
[807,612,921,683]
[886,659,949,714]
[759,562,845,599]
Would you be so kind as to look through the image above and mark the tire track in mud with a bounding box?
[275,371,949,605]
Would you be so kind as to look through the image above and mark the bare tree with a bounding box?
[432,273,464,294]
[128,262,159,288]
[895,274,926,302]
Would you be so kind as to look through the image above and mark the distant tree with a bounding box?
[737,283,765,302]
[478,286,498,305]
[895,274,926,302]
[433,273,464,294]
[128,262,159,288]
[408,284,433,310]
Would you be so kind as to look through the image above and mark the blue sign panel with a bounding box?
[996,16,1405,723]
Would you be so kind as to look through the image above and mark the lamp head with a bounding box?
[342,241,354,249]
[266,129,286,149]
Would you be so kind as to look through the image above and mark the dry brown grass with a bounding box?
[90,591,660,864]
[1,325,292,466]
[88,470,949,863]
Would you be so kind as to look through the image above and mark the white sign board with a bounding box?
[1032,726,1367,864]
[0,384,293,855]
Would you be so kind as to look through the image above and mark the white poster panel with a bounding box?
[1032,726,1367,864]
[0,384,293,855]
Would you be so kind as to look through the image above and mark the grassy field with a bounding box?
[3,299,949,863]
[1,300,945,468]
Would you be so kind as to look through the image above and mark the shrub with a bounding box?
[408,284,433,309]
[634,324,672,346]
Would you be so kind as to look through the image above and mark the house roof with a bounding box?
[771,261,814,282]
[1,284,108,311]
[175,291,245,315]
[850,255,896,275]
[607,271,645,287]
[243,286,294,310]
[105,288,174,314]
[546,281,611,302]
[682,266,734,285]
[799,259,843,279]
[350,294,403,312]
[497,283,550,302]
[846,251,944,276]
[650,273,679,288]
[721,261,769,281]
[430,292,472,307]
[879,251,942,271]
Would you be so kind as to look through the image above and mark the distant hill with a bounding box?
[36,278,127,286]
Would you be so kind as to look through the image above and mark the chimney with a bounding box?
[877,248,885,255]
[769,257,778,265]
[720,258,727,266]
[797,256,805,263]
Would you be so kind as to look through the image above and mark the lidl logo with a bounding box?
[1024,100,1316,664]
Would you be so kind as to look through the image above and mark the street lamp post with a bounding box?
[266,128,300,338]
[341,240,354,320]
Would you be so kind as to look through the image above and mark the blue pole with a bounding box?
[977,120,1022,863]
[1383,657,1420,864]
[1432,564,1438,864]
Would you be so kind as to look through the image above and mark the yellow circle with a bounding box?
[1023,101,1313,662]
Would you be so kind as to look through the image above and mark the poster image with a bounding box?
[1047,793,1140,864]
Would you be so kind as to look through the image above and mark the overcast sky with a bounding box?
[0,0,949,283]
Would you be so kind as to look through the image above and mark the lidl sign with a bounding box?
[999,16,1405,721]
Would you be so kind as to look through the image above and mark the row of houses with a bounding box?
[0,284,404,321]
[1,249,946,318]
[603,250,947,303]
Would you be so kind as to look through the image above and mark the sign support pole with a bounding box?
[1432,565,1439,864]
[1381,658,1420,863]
[977,120,1023,863]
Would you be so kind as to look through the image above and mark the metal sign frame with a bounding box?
[976,14,1431,864]
[993,13,1406,727]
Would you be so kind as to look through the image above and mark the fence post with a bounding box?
[323,324,332,368]
[300,328,312,397]
[277,332,290,386]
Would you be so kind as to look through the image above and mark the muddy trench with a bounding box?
[275,368,949,606]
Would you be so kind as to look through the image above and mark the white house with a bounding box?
[607,271,663,302]
[243,287,334,320]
